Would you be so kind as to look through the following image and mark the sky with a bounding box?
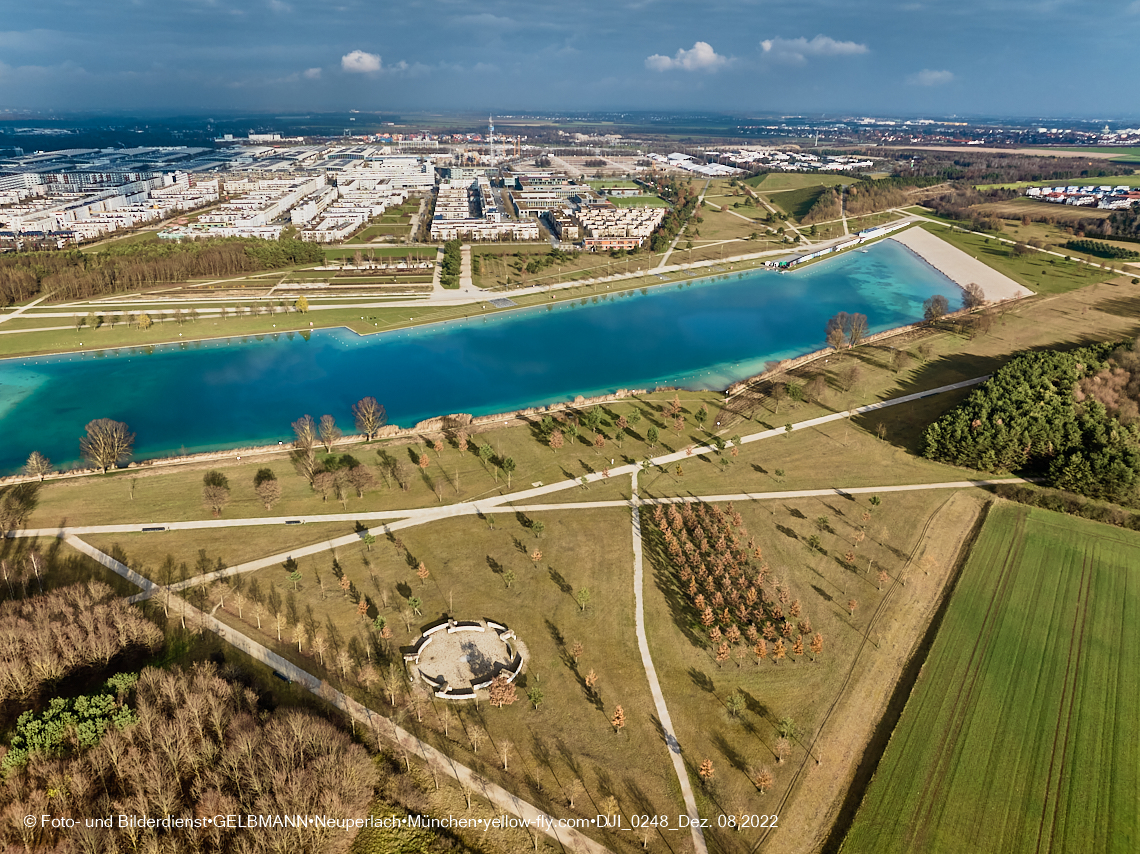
[1,0,1138,118]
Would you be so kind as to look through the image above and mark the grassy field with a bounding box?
[842,502,1140,854]
[975,173,1140,191]
[609,195,670,208]
[767,186,829,221]
[918,223,1114,294]
[641,488,986,854]
[746,174,855,191]
[205,509,681,854]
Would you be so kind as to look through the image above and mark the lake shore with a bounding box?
[889,227,1033,302]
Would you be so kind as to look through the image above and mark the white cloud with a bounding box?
[341,50,381,73]
[645,41,727,72]
[759,35,868,64]
[909,68,954,86]
[303,67,321,79]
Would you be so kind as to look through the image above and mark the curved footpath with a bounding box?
[10,374,1027,854]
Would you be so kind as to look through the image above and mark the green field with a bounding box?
[975,174,1140,191]
[745,173,855,191]
[843,502,1140,854]
[767,185,829,220]
[608,195,669,208]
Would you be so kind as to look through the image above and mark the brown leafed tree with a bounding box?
[754,639,767,664]
[312,471,335,500]
[255,478,282,510]
[754,766,774,794]
[698,758,715,784]
[848,598,858,617]
[416,561,429,585]
[793,635,804,658]
[80,418,134,472]
[345,465,376,497]
[715,642,730,666]
[878,569,890,590]
[584,668,598,692]
[318,414,342,453]
[530,548,543,564]
[811,632,824,660]
[549,429,564,453]
[353,396,387,440]
[773,639,786,665]
[571,640,583,664]
[202,484,229,517]
[488,674,518,708]
[418,452,430,471]
[611,704,626,733]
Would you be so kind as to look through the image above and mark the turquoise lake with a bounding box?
[0,239,959,474]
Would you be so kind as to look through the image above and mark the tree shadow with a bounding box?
[486,555,504,575]
[811,584,834,604]
[712,731,749,774]
[688,667,715,694]
[785,506,806,520]
[775,524,799,541]
[548,567,573,596]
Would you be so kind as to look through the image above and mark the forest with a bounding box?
[0,237,325,305]
[800,176,944,224]
[1,662,376,853]
[922,342,1140,503]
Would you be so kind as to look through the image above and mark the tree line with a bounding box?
[1063,238,1139,260]
[0,237,325,305]
[922,343,1140,503]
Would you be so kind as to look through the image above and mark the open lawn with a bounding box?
[766,186,829,221]
[975,173,1140,191]
[918,223,1114,294]
[842,502,1140,854]
[641,488,986,854]
[609,195,669,208]
[746,174,856,191]
[208,509,680,854]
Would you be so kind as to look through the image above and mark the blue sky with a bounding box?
[1,0,1137,117]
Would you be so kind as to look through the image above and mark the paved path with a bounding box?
[160,594,613,854]
[0,294,50,327]
[630,472,707,854]
[657,179,711,270]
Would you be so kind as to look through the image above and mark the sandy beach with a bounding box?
[889,227,1033,302]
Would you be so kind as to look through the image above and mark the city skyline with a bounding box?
[1,0,1139,118]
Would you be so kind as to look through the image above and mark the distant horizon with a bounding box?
[3,1,1138,118]
[2,108,1140,126]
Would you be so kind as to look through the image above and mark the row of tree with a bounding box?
[0,237,324,305]
[648,502,824,665]
[923,342,1140,502]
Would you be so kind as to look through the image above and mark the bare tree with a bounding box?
[774,737,791,765]
[292,414,318,480]
[23,451,53,481]
[353,397,387,440]
[962,282,986,309]
[80,419,134,472]
[318,414,341,453]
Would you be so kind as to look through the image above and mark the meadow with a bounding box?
[842,502,1140,854]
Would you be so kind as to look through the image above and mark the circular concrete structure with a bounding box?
[406,619,527,699]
